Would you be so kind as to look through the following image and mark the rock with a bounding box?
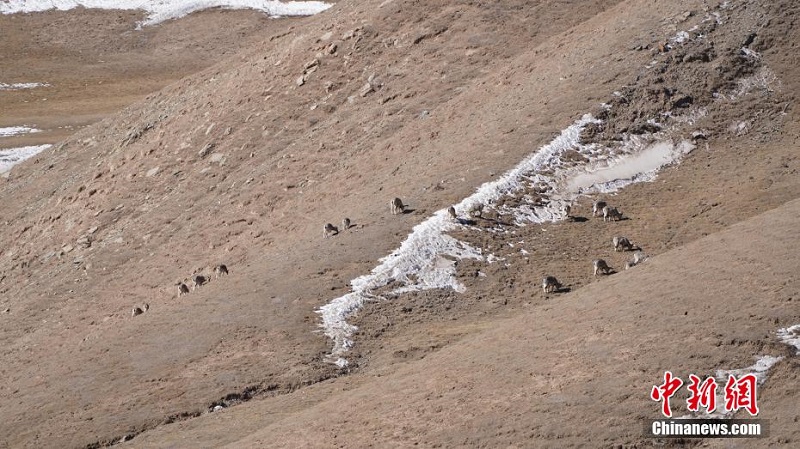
[146,166,160,177]
[198,143,215,158]
[295,75,306,86]
[87,226,98,235]
[62,244,74,254]
[326,43,337,55]
[76,236,92,248]
[209,153,225,164]
[359,82,373,97]
[672,95,693,109]
[304,59,319,71]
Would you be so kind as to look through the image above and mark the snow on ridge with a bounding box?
[0,1,332,27]
[0,126,42,137]
[0,144,52,174]
[0,82,49,90]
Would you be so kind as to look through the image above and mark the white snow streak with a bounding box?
[0,126,41,137]
[0,145,52,174]
[0,1,332,26]
[0,82,49,90]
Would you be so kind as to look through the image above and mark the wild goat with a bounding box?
[447,206,457,220]
[192,274,208,290]
[542,276,563,293]
[177,282,190,296]
[612,236,637,252]
[214,264,229,277]
[323,223,339,238]
[563,204,572,220]
[342,218,351,230]
[625,251,649,269]
[593,259,612,276]
[131,303,149,317]
[390,197,405,215]
[602,205,623,222]
[592,200,607,217]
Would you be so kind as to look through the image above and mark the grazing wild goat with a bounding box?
[542,276,563,293]
[592,200,607,217]
[563,204,572,220]
[323,223,339,238]
[390,197,405,215]
[602,205,623,222]
[192,274,208,290]
[593,259,612,276]
[177,282,190,296]
[625,251,649,269]
[214,264,229,277]
[612,236,636,252]
[448,206,457,220]
[131,303,149,317]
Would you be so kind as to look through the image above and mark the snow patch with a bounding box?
[0,145,52,174]
[777,324,800,355]
[0,1,332,27]
[0,82,49,90]
[0,126,41,137]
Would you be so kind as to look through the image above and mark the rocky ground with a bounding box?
[0,1,798,448]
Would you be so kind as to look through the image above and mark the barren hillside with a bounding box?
[0,0,798,447]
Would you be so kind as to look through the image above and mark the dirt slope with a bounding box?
[134,197,800,448]
[0,0,798,447]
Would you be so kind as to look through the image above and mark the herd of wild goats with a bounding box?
[545,199,648,294]
[131,264,229,317]
[132,195,644,317]
[324,197,647,297]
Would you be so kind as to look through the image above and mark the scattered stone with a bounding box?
[198,143,215,158]
[146,166,160,177]
[209,153,225,164]
[671,95,693,109]
[296,75,306,87]
[304,59,319,71]
[62,244,74,254]
[76,236,92,248]
[359,82,374,97]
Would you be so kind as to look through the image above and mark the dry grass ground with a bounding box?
[0,0,798,447]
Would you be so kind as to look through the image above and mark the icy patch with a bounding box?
[0,1,333,27]
[0,82,49,90]
[671,30,691,45]
[777,324,800,355]
[566,140,695,195]
[0,126,41,137]
[0,145,52,174]
[716,355,783,386]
